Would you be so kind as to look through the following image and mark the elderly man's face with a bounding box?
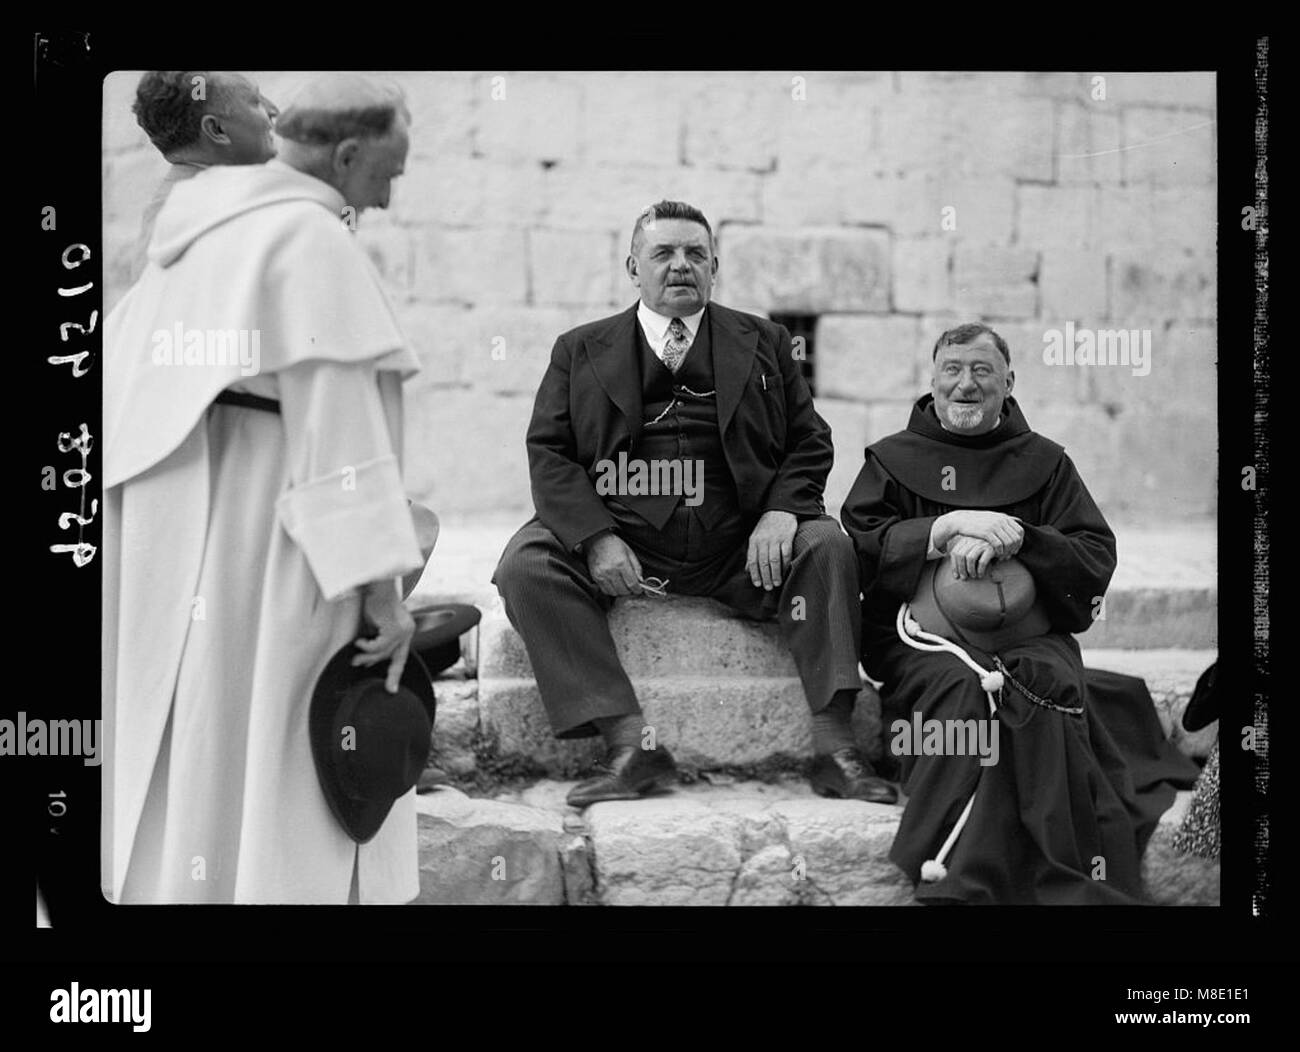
[337,118,409,214]
[210,74,278,164]
[931,334,1014,434]
[627,218,717,316]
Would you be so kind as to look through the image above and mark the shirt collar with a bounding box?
[637,300,706,342]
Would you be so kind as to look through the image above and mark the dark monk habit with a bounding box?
[841,394,1197,905]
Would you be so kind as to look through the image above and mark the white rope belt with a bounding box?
[895,602,1004,883]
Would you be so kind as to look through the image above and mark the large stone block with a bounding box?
[1088,321,1217,413]
[1016,185,1102,253]
[428,677,480,778]
[1121,106,1217,186]
[1024,401,1123,501]
[583,73,686,168]
[896,176,1017,244]
[399,303,474,389]
[481,596,800,680]
[477,598,886,774]
[760,170,856,227]
[456,306,582,395]
[480,676,875,774]
[683,76,781,172]
[415,225,529,306]
[769,799,913,906]
[540,165,762,234]
[1080,642,1218,732]
[1110,249,1216,321]
[403,387,533,517]
[528,228,618,308]
[1038,249,1110,321]
[102,149,168,228]
[415,789,568,904]
[896,72,1030,96]
[1055,102,1124,185]
[1104,405,1218,520]
[815,314,921,401]
[718,227,890,313]
[983,320,1092,407]
[864,399,922,447]
[1099,71,1216,111]
[876,94,1055,182]
[772,77,888,173]
[1096,186,1218,254]
[1023,72,1092,101]
[402,71,478,160]
[585,798,744,906]
[893,239,953,314]
[102,71,151,154]
[102,219,139,316]
[816,397,872,517]
[474,73,582,165]
[355,219,414,299]
[391,156,547,227]
[952,244,1038,319]
[730,843,802,906]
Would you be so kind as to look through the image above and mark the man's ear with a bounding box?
[1005,369,1015,395]
[198,113,232,146]
[625,254,640,286]
[333,138,361,175]
[710,253,719,278]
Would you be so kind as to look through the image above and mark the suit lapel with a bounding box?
[709,304,758,434]
[585,304,643,443]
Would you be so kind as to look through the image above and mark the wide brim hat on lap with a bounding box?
[908,555,1050,654]
[309,644,437,843]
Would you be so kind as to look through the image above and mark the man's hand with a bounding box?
[586,531,645,597]
[947,534,998,580]
[353,579,417,693]
[934,510,1024,559]
[747,510,798,590]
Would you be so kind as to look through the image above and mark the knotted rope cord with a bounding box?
[895,602,1003,883]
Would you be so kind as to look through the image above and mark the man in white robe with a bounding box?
[102,75,428,905]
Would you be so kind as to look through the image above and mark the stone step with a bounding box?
[413,521,1216,649]
[470,633,1217,776]
[413,779,1218,906]
[1079,648,1219,758]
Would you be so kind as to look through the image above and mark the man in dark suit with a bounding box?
[493,200,895,807]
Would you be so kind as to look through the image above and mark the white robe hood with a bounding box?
[104,161,420,489]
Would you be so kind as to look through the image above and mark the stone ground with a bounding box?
[408,519,1220,907]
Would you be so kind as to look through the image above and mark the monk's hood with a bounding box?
[148,161,346,268]
[106,160,417,489]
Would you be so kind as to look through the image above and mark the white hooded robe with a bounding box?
[102,161,426,904]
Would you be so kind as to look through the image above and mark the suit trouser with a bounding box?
[492,506,863,739]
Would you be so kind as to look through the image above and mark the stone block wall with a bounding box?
[102,70,1217,524]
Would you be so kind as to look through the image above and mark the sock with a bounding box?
[593,712,645,750]
[811,689,858,755]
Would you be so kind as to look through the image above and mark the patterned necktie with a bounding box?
[661,317,691,373]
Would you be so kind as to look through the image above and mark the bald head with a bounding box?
[275,74,410,216]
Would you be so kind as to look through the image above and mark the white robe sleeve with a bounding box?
[274,359,423,601]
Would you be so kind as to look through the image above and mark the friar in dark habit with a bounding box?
[840,322,1198,905]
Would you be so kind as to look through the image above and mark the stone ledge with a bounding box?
[414,781,1217,906]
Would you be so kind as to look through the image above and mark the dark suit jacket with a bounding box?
[526,301,835,551]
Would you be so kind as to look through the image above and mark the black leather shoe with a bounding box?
[810,747,898,804]
[566,745,677,808]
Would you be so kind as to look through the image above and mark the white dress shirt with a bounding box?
[637,301,706,364]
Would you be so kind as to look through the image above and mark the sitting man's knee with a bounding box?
[494,529,559,596]
[795,516,856,563]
